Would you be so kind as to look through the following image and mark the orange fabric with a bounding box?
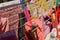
[25,18,44,40]
[48,12,51,16]
[0,17,9,34]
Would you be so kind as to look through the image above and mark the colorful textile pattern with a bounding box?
[0,17,9,34]
[25,18,44,40]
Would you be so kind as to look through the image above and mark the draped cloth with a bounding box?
[25,18,44,40]
[0,30,17,40]
[0,17,9,34]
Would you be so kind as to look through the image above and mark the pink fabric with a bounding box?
[50,9,54,13]
[24,8,32,24]
[9,14,18,38]
[40,14,51,37]
[25,18,44,40]
[49,9,54,15]
[43,25,50,37]
[0,17,9,34]
[48,9,54,16]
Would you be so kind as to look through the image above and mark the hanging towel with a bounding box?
[0,30,17,40]
[0,17,9,34]
[25,18,44,40]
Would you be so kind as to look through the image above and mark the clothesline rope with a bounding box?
[9,17,52,31]
[0,12,52,31]
[9,17,25,26]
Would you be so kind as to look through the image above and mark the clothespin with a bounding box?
[20,0,32,24]
[20,0,26,9]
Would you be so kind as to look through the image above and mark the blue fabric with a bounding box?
[20,0,24,3]
[21,4,26,9]
[20,0,26,9]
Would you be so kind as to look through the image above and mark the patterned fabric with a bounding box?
[0,17,9,34]
[25,18,44,40]
[40,13,52,37]
[27,2,38,18]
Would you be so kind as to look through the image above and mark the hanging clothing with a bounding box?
[9,13,18,38]
[0,17,9,34]
[45,28,57,40]
[25,18,44,40]
[0,30,17,40]
[40,14,52,37]
[27,2,38,19]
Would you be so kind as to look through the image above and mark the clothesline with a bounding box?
[9,17,25,26]
[0,12,52,31]
[9,18,52,32]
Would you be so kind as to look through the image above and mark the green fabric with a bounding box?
[56,0,59,6]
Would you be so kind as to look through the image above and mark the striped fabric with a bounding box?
[25,18,44,40]
[0,5,23,38]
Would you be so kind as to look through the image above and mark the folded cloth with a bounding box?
[25,18,44,40]
[0,30,17,40]
[0,17,9,34]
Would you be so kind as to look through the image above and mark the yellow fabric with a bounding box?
[38,0,42,8]
[27,2,38,19]
[48,11,51,16]
[42,0,48,11]
[52,5,56,9]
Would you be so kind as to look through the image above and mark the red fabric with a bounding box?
[56,7,60,38]
[56,8,60,22]
[25,18,44,40]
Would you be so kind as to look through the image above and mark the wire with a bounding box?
[9,17,25,26]
[0,12,52,31]
[9,16,52,30]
